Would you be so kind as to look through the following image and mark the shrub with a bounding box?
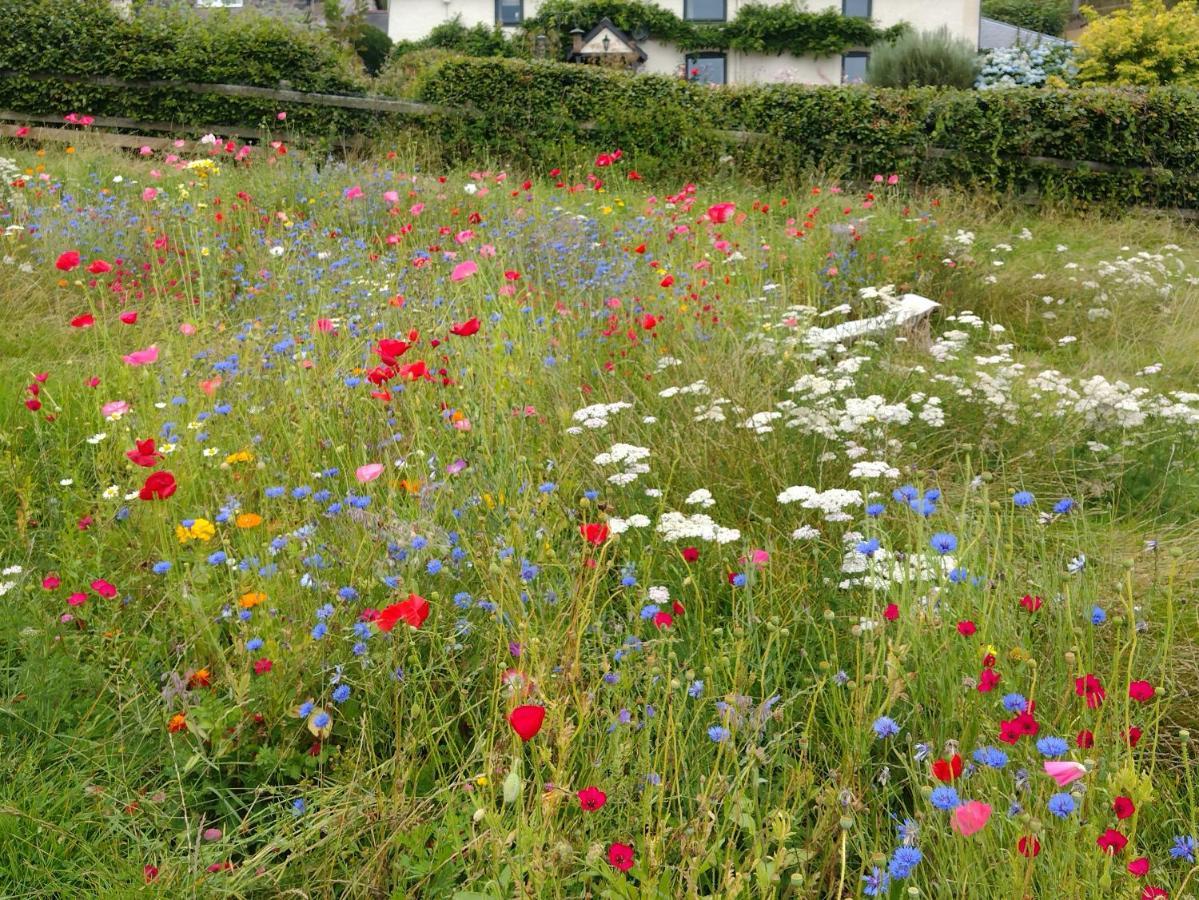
[866,27,980,89]
[417,57,1199,207]
[391,16,519,60]
[977,44,1077,88]
[1076,0,1199,87]
[353,23,393,76]
[981,0,1072,37]
[0,0,371,137]
[374,48,467,99]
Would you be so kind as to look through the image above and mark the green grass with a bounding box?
[1,139,1198,897]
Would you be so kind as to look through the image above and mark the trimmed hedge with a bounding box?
[0,0,375,139]
[418,57,1199,207]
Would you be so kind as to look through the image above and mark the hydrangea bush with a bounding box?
[977,44,1078,89]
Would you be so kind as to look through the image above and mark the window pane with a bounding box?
[687,54,726,85]
[842,53,868,84]
[685,0,725,21]
[496,0,522,25]
[843,0,871,17]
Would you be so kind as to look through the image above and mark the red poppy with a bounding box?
[956,620,976,636]
[119,311,138,324]
[143,865,159,882]
[652,611,673,629]
[1113,797,1135,820]
[55,250,81,271]
[1017,835,1040,858]
[1141,887,1168,900]
[1128,680,1155,703]
[932,754,963,782]
[90,578,117,598]
[1125,726,1143,747]
[450,317,480,337]
[1076,729,1095,748]
[253,658,272,675]
[126,438,162,468]
[607,842,634,872]
[882,603,899,622]
[1075,673,1106,708]
[577,786,607,811]
[139,471,177,500]
[659,275,674,288]
[377,593,430,631]
[87,259,112,274]
[1128,856,1149,877]
[1097,829,1128,855]
[978,668,1000,693]
[681,546,699,562]
[579,523,610,545]
[508,704,546,742]
[70,313,95,328]
[707,202,735,223]
[1019,594,1043,613]
[375,338,410,365]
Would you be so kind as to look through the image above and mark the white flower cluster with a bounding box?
[684,488,716,508]
[777,485,862,522]
[656,511,741,544]
[566,401,632,433]
[594,443,650,486]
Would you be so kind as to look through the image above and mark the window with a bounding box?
[842,0,871,17]
[686,52,727,85]
[684,0,726,22]
[842,51,869,84]
[496,0,522,25]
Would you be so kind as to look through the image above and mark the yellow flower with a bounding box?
[176,524,193,544]
[235,513,262,529]
[190,518,215,541]
[239,591,266,609]
[474,774,489,787]
[224,450,254,465]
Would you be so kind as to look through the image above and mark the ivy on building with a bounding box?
[523,0,907,58]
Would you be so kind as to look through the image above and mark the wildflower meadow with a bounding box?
[2,134,1199,898]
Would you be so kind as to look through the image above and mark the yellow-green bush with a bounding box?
[1077,0,1199,87]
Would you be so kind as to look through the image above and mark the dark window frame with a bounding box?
[495,0,523,26]
[686,51,727,85]
[684,0,727,23]
[842,0,871,17]
[842,50,869,84]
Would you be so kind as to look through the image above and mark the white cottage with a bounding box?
[389,0,982,85]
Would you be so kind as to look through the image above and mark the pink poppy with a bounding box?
[122,346,159,366]
[951,801,992,836]
[356,463,384,483]
[451,260,477,282]
[1044,760,1087,787]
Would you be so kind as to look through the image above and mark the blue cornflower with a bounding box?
[688,680,704,698]
[730,573,747,587]
[930,532,957,554]
[948,566,969,583]
[896,818,920,845]
[1002,693,1028,713]
[866,502,885,517]
[311,711,331,730]
[912,498,938,517]
[291,798,306,816]
[856,538,881,557]
[426,559,443,575]
[207,551,228,566]
[872,716,900,739]
[924,489,942,502]
[930,787,960,810]
[1047,793,1076,817]
[411,535,428,551]
[246,637,264,652]
[639,604,660,620]
[1012,491,1035,508]
[152,561,171,575]
[707,725,730,743]
[538,482,556,493]
[888,846,922,879]
[1036,736,1069,758]
[1090,606,1107,625]
[338,586,358,601]
[973,746,1008,768]
[310,622,327,640]
[1171,835,1196,861]
[893,485,918,502]
[265,486,286,499]
[1054,498,1076,514]
[862,867,890,896]
[331,685,351,704]
[520,560,539,581]
[297,701,314,718]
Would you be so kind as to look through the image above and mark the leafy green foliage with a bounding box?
[418,56,1199,207]
[353,24,394,76]
[391,16,522,61]
[1077,0,1199,87]
[866,27,980,89]
[523,0,905,59]
[0,0,371,137]
[981,0,1072,37]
